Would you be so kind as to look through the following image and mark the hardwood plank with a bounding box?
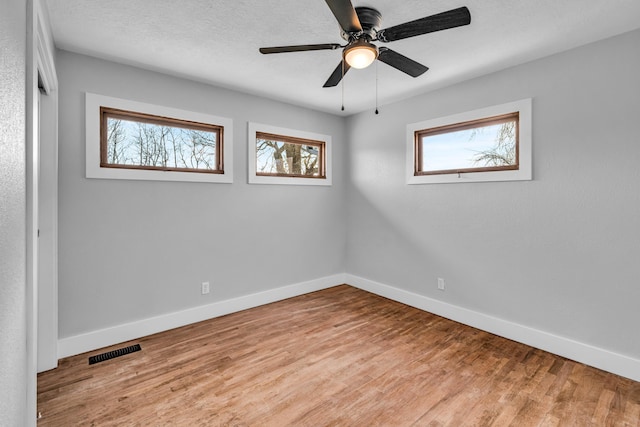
[37,285,640,426]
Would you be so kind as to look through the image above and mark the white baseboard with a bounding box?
[58,272,640,383]
[346,274,640,383]
[58,274,346,359]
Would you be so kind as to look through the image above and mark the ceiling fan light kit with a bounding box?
[343,39,378,69]
[259,0,471,106]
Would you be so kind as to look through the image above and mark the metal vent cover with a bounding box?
[88,344,141,365]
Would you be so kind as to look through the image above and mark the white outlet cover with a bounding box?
[201,282,210,294]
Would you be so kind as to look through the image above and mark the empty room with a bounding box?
[2,0,640,425]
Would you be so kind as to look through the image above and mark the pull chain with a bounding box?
[375,60,379,115]
[341,60,345,111]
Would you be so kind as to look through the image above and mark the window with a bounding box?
[101,107,223,173]
[248,123,332,186]
[416,112,519,175]
[86,93,233,183]
[407,99,532,184]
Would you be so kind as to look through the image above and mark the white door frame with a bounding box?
[27,1,58,423]
[34,1,59,372]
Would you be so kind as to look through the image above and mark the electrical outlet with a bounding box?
[437,277,445,291]
[201,281,210,295]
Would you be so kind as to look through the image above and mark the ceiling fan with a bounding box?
[259,0,471,88]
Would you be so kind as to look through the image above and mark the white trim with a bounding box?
[36,91,58,373]
[248,122,332,186]
[35,0,59,373]
[35,1,57,94]
[406,98,532,184]
[56,272,640,382]
[58,274,346,358]
[26,1,39,423]
[346,274,640,382]
[85,93,233,183]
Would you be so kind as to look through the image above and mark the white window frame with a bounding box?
[406,98,532,184]
[86,93,233,183]
[248,122,332,186]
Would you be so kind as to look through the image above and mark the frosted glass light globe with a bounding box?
[344,41,378,69]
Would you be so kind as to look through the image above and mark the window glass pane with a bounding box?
[421,120,517,173]
[256,137,322,177]
[106,117,218,170]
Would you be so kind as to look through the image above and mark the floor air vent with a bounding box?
[88,344,141,365]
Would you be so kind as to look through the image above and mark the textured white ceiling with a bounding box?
[46,0,640,115]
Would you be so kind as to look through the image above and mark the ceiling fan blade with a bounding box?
[324,0,362,33]
[377,47,428,77]
[259,44,342,54]
[377,6,471,42]
[323,60,351,87]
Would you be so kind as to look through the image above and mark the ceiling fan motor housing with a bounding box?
[341,7,382,41]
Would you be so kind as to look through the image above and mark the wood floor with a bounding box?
[38,285,640,426]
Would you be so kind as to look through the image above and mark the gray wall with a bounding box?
[0,0,28,425]
[57,51,347,338]
[346,29,640,359]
